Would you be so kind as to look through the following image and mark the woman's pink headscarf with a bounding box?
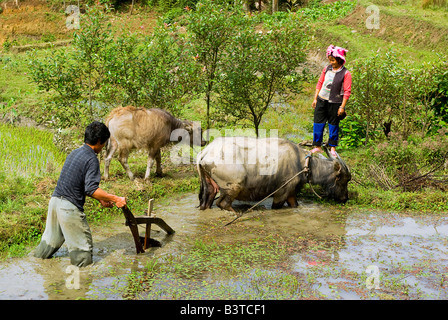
[326,45,348,64]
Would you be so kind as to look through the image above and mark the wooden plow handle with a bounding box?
[121,205,145,254]
[121,205,175,254]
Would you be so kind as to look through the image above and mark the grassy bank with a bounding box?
[308,0,448,66]
[0,123,64,258]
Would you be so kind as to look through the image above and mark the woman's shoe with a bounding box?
[330,149,338,158]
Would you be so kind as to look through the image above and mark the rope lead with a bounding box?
[224,153,317,227]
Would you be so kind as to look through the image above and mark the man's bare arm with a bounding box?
[90,188,127,208]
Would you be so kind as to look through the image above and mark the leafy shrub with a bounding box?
[348,50,448,146]
[339,113,368,149]
[429,60,448,129]
[300,0,356,21]
[348,50,403,144]
[368,130,448,191]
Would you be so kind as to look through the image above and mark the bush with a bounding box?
[339,113,368,149]
[28,5,199,128]
[28,5,114,128]
[348,50,403,144]
[368,130,448,191]
[429,60,448,129]
[217,10,309,137]
[346,50,448,146]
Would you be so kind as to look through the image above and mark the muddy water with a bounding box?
[292,212,448,299]
[1,193,447,299]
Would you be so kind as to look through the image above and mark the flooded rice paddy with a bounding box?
[1,193,447,300]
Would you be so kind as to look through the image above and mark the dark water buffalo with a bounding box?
[197,137,351,211]
[104,106,205,182]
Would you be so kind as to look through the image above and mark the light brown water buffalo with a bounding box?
[104,106,205,182]
[197,137,351,212]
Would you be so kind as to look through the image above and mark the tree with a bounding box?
[103,23,200,115]
[72,5,113,119]
[217,13,308,136]
[28,5,114,128]
[186,0,239,132]
[28,5,200,128]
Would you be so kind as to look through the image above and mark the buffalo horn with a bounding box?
[322,145,350,173]
[322,145,334,159]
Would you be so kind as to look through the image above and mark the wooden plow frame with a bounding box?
[121,200,175,254]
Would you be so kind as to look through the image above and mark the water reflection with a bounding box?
[292,212,448,299]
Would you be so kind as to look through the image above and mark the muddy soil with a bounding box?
[1,193,447,300]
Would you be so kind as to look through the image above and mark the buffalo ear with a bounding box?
[334,161,342,179]
[184,122,193,133]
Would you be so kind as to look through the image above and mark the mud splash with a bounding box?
[1,193,447,299]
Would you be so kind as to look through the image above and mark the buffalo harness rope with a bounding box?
[224,153,322,227]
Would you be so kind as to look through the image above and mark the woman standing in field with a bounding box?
[311,44,352,157]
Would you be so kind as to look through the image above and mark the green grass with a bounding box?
[311,19,442,67]
[0,174,47,258]
[359,0,448,29]
[0,123,65,258]
[0,51,50,120]
[0,123,65,178]
[166,236,286,278]
[348,184,448,213]
[114,234,319,299]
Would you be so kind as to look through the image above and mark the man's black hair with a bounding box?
[84,121,110,145]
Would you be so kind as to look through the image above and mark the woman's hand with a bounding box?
[312,99,317,109]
